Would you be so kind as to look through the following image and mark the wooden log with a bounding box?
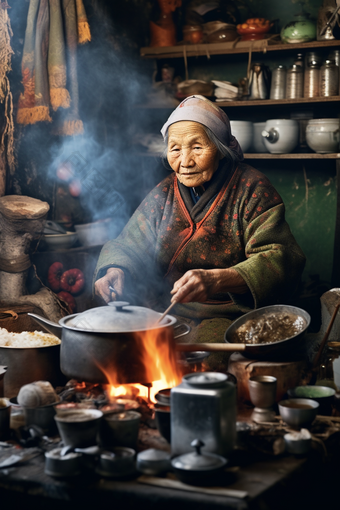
[0,196,49,300]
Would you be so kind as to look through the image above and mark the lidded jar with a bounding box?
[286,64,304,99]
[320,59,339,97]
[304,60,320,97]
[270,65,286,100]
[170,372,237,458]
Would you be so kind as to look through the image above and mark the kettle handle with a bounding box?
[27,313,62,339]
[174,323,191,340]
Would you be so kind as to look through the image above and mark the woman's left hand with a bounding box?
[171,268,248,303]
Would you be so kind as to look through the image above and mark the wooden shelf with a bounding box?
[141,39,340,59]
[137,95,340,109]
[136,152,340,159]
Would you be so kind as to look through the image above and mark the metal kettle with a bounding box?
[248,63,270,99]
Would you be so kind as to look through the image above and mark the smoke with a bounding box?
[11,0,168,233]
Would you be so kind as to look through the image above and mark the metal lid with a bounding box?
[171,440,227,471]
[137,448,171,462]
[60,302,176,333]
[183,372,228,388]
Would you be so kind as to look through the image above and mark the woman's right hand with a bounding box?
[94,267,125,304]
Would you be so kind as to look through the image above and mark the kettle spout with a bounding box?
[261,128,279,143]
[28,313,62,339]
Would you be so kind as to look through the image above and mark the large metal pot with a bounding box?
[29,302,190,385]
[0,346,64,398]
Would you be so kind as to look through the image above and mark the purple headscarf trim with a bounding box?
[160,95,243,162]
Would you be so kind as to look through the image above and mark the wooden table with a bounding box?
[0,417,339,510]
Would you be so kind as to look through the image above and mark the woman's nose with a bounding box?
[180,149,194,167]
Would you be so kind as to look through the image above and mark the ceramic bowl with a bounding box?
[230,121,253,153]
[278,398,319,429]
[262,119,299,154]
[74,218,112,247]
[287,386,335,416]
[43,232,78,251]
[306,119,340,153]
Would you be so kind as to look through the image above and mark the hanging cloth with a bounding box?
[17,0,90,135]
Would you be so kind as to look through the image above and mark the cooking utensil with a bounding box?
[24,400,59,435]
[95,447,136,478]
[44,447,83,477]
[171,439,227,486]
[225,304,310,361]
[171,372,237,458]
[28,302,190,385]
[156,301,177,324]
[54,409,103,448]
[284,430,312,455]
[278,398,319,429]
[136,448,171,476]
[0,343,64,399]
[288,386,335,416]
[101,410,141,449]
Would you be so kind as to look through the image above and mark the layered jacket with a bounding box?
[94,161,306,320]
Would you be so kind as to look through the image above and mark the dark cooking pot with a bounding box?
[28,302,190,385]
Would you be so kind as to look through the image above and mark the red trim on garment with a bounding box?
[165,168,239,276]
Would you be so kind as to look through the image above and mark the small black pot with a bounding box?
[154,404,171,443]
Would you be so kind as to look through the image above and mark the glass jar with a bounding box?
[286,64,304,99]
[304,60,320,97]
[270,65,286,100]
[320,59,339,97]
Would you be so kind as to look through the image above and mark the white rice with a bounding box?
[0,328,61,348]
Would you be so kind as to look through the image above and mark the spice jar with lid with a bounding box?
[320,59,339,97]
[270,65,286,100]
[286,64,304,99]
[304,60,320,97]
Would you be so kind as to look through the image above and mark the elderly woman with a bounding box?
[94,96,305,368]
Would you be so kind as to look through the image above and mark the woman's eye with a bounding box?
[194,146,202,150]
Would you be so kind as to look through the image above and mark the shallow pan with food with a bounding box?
[224,305,311,361]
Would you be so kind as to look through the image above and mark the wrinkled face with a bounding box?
[167,121,221,188]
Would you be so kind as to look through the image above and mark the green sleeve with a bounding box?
[231,203,306,310]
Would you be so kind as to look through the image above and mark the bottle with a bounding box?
[304,60,320,98]
[286,64,304,99]
[320,59,339,97]
[270,65,286,100]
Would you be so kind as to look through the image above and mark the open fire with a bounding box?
[97,326,183,404]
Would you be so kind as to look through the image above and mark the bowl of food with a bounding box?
[278,398,319,429]
[236,18,273,41]
[287,386,335,416]
[224,304,310,361]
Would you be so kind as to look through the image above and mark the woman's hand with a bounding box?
[94,267,125,304]
[170,268,248,303]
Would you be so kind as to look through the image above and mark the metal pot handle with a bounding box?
[173,323,191,339]
[27,313,62,339]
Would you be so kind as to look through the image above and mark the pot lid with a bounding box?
[171,440,227,471]
[183,372,228,388]
[61,302,176,332]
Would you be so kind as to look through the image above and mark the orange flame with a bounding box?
[97,326,182,403]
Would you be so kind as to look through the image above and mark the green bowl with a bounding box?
[287,386,335,415]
